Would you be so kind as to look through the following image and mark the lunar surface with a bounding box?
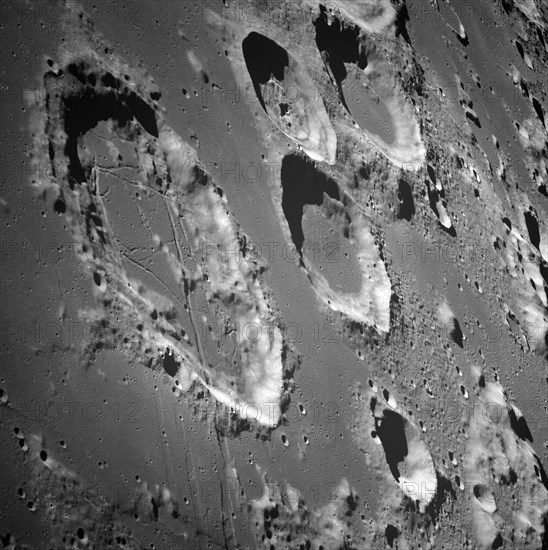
[1,0,548,548]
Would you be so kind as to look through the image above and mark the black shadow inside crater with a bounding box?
[314,7,396,146]
[314,5,367,86]
[280,154,340,255]
[46,64,158,186]
[242,31,289,113]
[375,409,409,482]
[397,178,415,221]
[163,349,179,377]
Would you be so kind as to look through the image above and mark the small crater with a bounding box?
[163,349,179,376]
[397,178,415,221]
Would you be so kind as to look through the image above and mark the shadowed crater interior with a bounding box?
[280,154,340,255]
[314,4,367,85]
[375,409,408,482]
[385,524,399,548]
[524,210,540,250]
[508,407,533,442]
[163,349,179,376]
[242,31,289,112]
[45,62,158,186]
[397,178,415,221]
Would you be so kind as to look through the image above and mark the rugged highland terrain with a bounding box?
[1,0,548,548]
